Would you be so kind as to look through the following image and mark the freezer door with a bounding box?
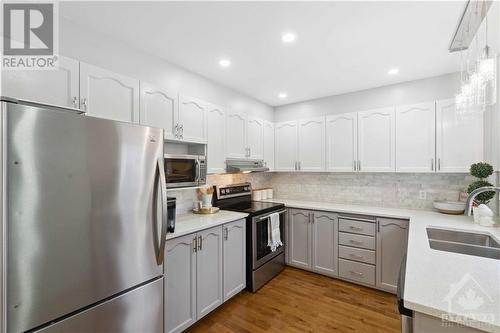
[4,102,165,332]
[37,277,164,333]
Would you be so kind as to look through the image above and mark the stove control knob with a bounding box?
[221,189,226,194]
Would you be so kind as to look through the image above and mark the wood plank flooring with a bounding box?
[187,267,401,333]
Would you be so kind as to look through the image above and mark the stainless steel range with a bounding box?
[213,183,286,292]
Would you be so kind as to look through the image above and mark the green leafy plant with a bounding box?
[468,162,495,205]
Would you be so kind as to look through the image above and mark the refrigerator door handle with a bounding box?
[156,157,168,265]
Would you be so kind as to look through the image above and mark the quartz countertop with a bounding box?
[166,210,248,240]
[262,198,500,333]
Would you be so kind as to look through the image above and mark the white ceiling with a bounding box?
[60,1,465,106]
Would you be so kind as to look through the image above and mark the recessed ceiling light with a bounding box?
[279,92,288,99]
[281,33,296,43]
[388,68,399,75]
[219,59,231,68]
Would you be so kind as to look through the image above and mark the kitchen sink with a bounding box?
[427,228,500,260]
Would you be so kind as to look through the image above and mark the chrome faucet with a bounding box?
[465,186,500,216]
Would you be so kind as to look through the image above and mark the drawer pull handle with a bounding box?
[349,270,364,277]
[349,254,364,259]
[349,226,363,231]
[349,240,363,245]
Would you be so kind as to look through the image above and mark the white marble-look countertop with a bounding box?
[262,198,500,333]
[166,210,248,240]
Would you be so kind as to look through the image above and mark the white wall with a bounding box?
[58,17,274,121]
[274,72,460,122]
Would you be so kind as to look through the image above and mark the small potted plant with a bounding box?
[467,162,495,222]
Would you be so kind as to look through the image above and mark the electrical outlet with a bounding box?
[419,190,427,200]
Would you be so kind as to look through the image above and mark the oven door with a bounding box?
[252,209,287,269]
[164,154,200,188]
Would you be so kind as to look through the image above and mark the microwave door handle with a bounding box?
[156,157,168,265]
[195,159,200,183]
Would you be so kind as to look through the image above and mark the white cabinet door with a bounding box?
[178,95,207,143]
[288,209,311,269]
[396,102,436,172]
[312,211,338,277]
[196,226,223,320]
[207,104,226,173]
[165,234,197,333]
[358,107,396,172]
[80,62,140,123]
[2,56,80,108]
[436,99,483,173]
[275,121,298,171]
[376,218,408,294]
[226,110,247,159]
[263,121,275,170]
[247,116,264,159]
[326,113,358,172]
[222,220,246,302]
[140,82,177,140]
[298,117,325,171]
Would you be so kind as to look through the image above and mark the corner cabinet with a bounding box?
[139,82,177,140]
[206,103,226,173]
[222,219,246,301]
[288,209,338,277]
[275,121,298,171]
[178,95,207,143]
[263,121,275,170]
[79,62,140,123]
[436,99,483,173]
[326,113,358,172]
[165,221,245,333]
[376,218,409,293]
[357,107,395,172]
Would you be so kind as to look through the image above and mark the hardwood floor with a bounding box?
[187,267,401,333]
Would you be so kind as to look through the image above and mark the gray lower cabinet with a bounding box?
[223,219,246,301]
[312,212,338,277]
[196,226,224,320]
[376,217,409,293]
[166,223,237,333]
[288,209,312,269]
[288,209,338,277]
[165,234,197,333]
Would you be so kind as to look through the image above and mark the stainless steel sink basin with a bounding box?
[427,228,500,260]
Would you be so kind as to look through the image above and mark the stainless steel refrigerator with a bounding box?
[0,97,168,332]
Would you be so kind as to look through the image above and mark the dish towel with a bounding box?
[267,213,283,252]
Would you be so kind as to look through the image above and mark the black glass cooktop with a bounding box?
[218,201,284,216]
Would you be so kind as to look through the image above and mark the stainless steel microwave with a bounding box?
[164,154,207,188]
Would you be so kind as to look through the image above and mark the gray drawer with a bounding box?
[339,259,375,286]
[339,219,375,236]
[339,245,376,265]
[339,232,376,250]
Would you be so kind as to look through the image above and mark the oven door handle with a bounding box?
[253,209,287,223]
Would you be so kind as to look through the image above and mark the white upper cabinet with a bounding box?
[396,102,436,173]
[140,82,177,140]
[298,117,325,171]
[2,56,80,108]
[436,99,483,172]
[263,121,275,170]
[358,107,396,172]
[178,95,207,143]
[226,110,248,159]
[206,103,226,174]
[80,62,140,123]
[247,116,264,160]
[326,113,358,172]
[275,121,298,171]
